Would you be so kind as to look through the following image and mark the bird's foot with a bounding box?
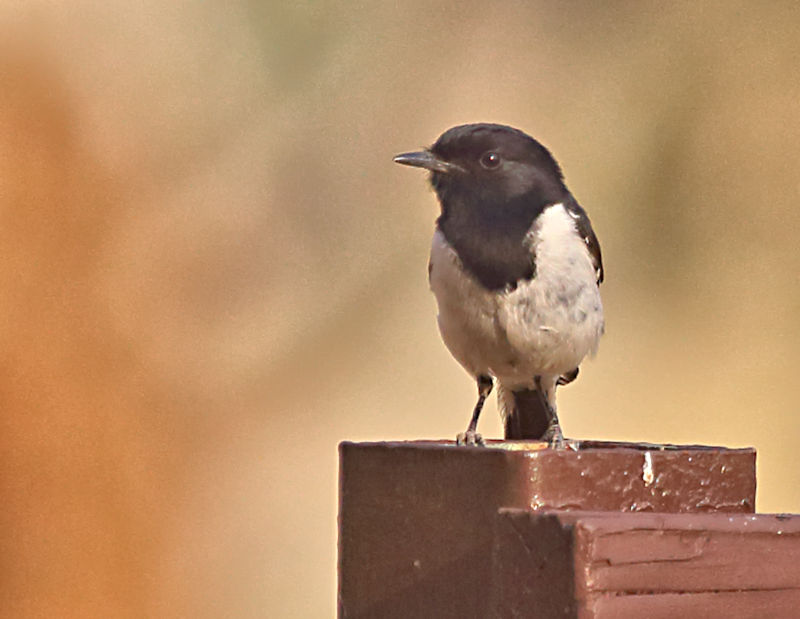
[456,430,485,447]
[543,424,565,450]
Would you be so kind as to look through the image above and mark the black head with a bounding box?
[393,123,567,210]
[394,123,574,290]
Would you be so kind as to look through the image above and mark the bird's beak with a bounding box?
[393,150,463,174]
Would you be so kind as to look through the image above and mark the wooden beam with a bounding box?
[491,510,800,618]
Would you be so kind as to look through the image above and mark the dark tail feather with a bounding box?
[557,367,579,386]
[500,387,550,440]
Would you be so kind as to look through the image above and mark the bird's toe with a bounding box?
[544,424,566,450]
[456,431,486,447]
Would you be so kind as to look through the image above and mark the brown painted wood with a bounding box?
[586,590,800,619]
[492,510,800,619]
[338,440,756,618]
[574,512,800,594]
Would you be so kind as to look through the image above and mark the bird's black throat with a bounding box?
[436,186,561,291]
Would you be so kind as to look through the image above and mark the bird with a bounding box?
[393,123,604,448]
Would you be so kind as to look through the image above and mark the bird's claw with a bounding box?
[544,424,566,450]
[456,430,485,447]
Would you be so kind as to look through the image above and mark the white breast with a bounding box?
[429,203,604,389]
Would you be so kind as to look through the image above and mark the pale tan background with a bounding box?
[1,1,799,617]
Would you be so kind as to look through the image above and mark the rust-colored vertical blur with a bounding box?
[0,1,798,617]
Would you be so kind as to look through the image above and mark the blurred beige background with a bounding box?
[1,1,798,617]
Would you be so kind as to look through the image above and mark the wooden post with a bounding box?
[491,510,800,617]
[338,440,760,618]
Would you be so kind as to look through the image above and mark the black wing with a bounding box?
[564,197,604,285]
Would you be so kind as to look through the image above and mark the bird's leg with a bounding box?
[534,376,565,450]
[456,375,493,446]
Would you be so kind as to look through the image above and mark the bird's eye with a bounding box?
[479,151,502,169]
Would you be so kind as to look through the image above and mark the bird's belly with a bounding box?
[495,275,603,383]
[429,225,603,388]
[434,283,602,386]
[434,286,510,379]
